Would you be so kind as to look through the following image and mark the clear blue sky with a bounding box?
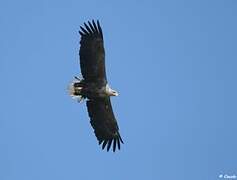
[1,0,237,180]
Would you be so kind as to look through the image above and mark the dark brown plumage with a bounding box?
[70,20,123,152]
[87,98,123,152]
[79,20,106,83]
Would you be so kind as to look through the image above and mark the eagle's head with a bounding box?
[106,84,119,96]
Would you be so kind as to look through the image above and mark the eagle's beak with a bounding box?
[113,91,119,96]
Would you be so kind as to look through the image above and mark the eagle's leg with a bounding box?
[74,76,81,81]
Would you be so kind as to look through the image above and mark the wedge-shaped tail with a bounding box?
[68,78,85,102]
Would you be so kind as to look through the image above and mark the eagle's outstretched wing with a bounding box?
[86,98,123,152]
[79,20,106,83]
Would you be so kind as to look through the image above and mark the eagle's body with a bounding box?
[71,79,117,99]
[69,20,123,152]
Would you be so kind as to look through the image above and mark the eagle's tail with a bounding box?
[68,77,85,102]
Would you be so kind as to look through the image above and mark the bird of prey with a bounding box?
[69,20,123,152]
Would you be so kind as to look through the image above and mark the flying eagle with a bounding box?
[69,20,123,152]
